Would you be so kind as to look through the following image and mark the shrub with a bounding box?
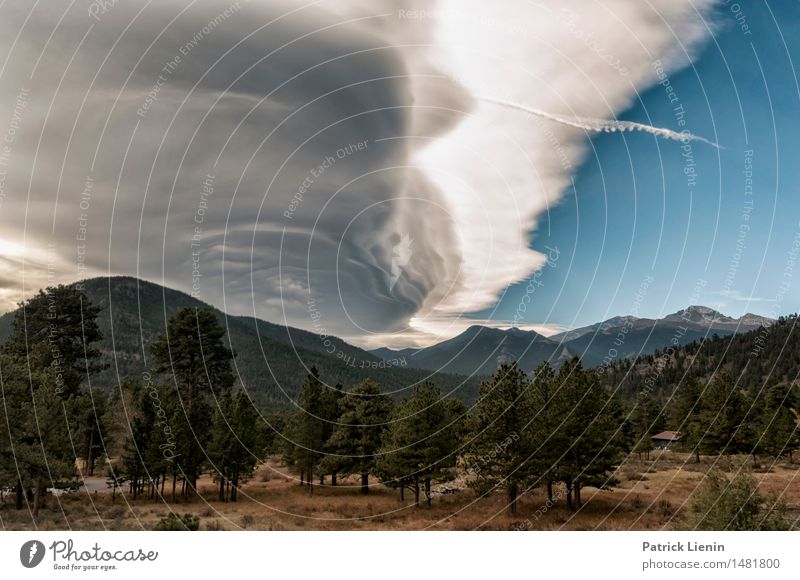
[103,506,126,520]
[690,469,789,530]
[241,514,255,528]
[153,512,200,531]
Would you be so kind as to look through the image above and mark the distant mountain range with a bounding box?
[0,278,774,404]
[599,313,799,401]
[0,277,480,408]
[370,306,773,376]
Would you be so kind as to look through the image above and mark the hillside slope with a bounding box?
[0,277,480,407]
[598,314,800,400]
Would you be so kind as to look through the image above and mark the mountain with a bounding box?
[599,313,799,401]
[374,325,563,376]
[376,325,561,376]
[556,306,773,367]
[549,315,640,343]
[371,306,773,375]
[0,277,480,407]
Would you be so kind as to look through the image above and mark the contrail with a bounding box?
[479,96,722,149]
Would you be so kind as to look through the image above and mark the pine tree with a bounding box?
[464,362,533,515]
[121,379,172,499]
[670,376,704,461]
[2,284,103,396]
[150,308,235,495]
[630,393,665,459]
[73,388,109,476]
[548,359,628,510]
[697,373,750,457]
[323,379,393,493]
[527,362,560,503]
[0,286,103,515]
[316,383,345,485]
[1,347,78,517]
[377,382,463,507]
[296,368,325,494]
[757,383,799,460]
[209,389,261,501]
[101,380,138,473]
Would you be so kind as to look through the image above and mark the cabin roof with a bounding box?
[651,431,683,441]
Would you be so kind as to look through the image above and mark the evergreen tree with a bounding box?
[101,381,138,471]
[121,379,172,500]
[0,285,103,515]
[2,284,103,396]
[377,382,463,507]
[324,379,393,493]
[150,308,235,495]
[548,359,628,510]
[1,347,77,517]
[697,373,750,457]
[209,389,261,501]
[757,383,799,460]
[73,387,109,476]
[670,377,704,461]
[296,368,325,494]
[528,362,560,503]
[630,393,665,459]
[316,383,345,485]
[464,362,534,515]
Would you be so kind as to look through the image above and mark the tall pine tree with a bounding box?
[324,379,393,494]
[150,308,235,495]
[377,382,464,507]
[464,362,534,515]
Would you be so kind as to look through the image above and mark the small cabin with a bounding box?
[651,431,683,450]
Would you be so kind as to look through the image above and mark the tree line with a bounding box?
[0,285,269,516]
[664,374,799,462]
[281,359,632,515]
[282,356,798,515]
[1,284,798,520]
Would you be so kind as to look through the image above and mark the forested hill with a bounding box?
[599,314,800,400]
[0,277,480,408]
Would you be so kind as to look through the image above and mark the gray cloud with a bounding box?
[0,0,717,348]
[0,0,470,338]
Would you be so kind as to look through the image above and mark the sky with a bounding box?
[0,0,797,349]
[486,0,800,336]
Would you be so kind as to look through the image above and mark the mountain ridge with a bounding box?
[370,306,773,375]
[0,277,481,407]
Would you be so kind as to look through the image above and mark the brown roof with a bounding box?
[651,431,683,441]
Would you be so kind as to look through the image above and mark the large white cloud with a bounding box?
[0,0,716,347]
[348,0,719,347]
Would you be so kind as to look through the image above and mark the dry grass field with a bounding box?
[2,452,799,531]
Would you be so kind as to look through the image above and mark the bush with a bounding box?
[657,499,673,517]
[241,514,255,528]
[153,512,200,531]
[690,470,789,530]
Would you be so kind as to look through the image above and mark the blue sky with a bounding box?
[486,1,800,331]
